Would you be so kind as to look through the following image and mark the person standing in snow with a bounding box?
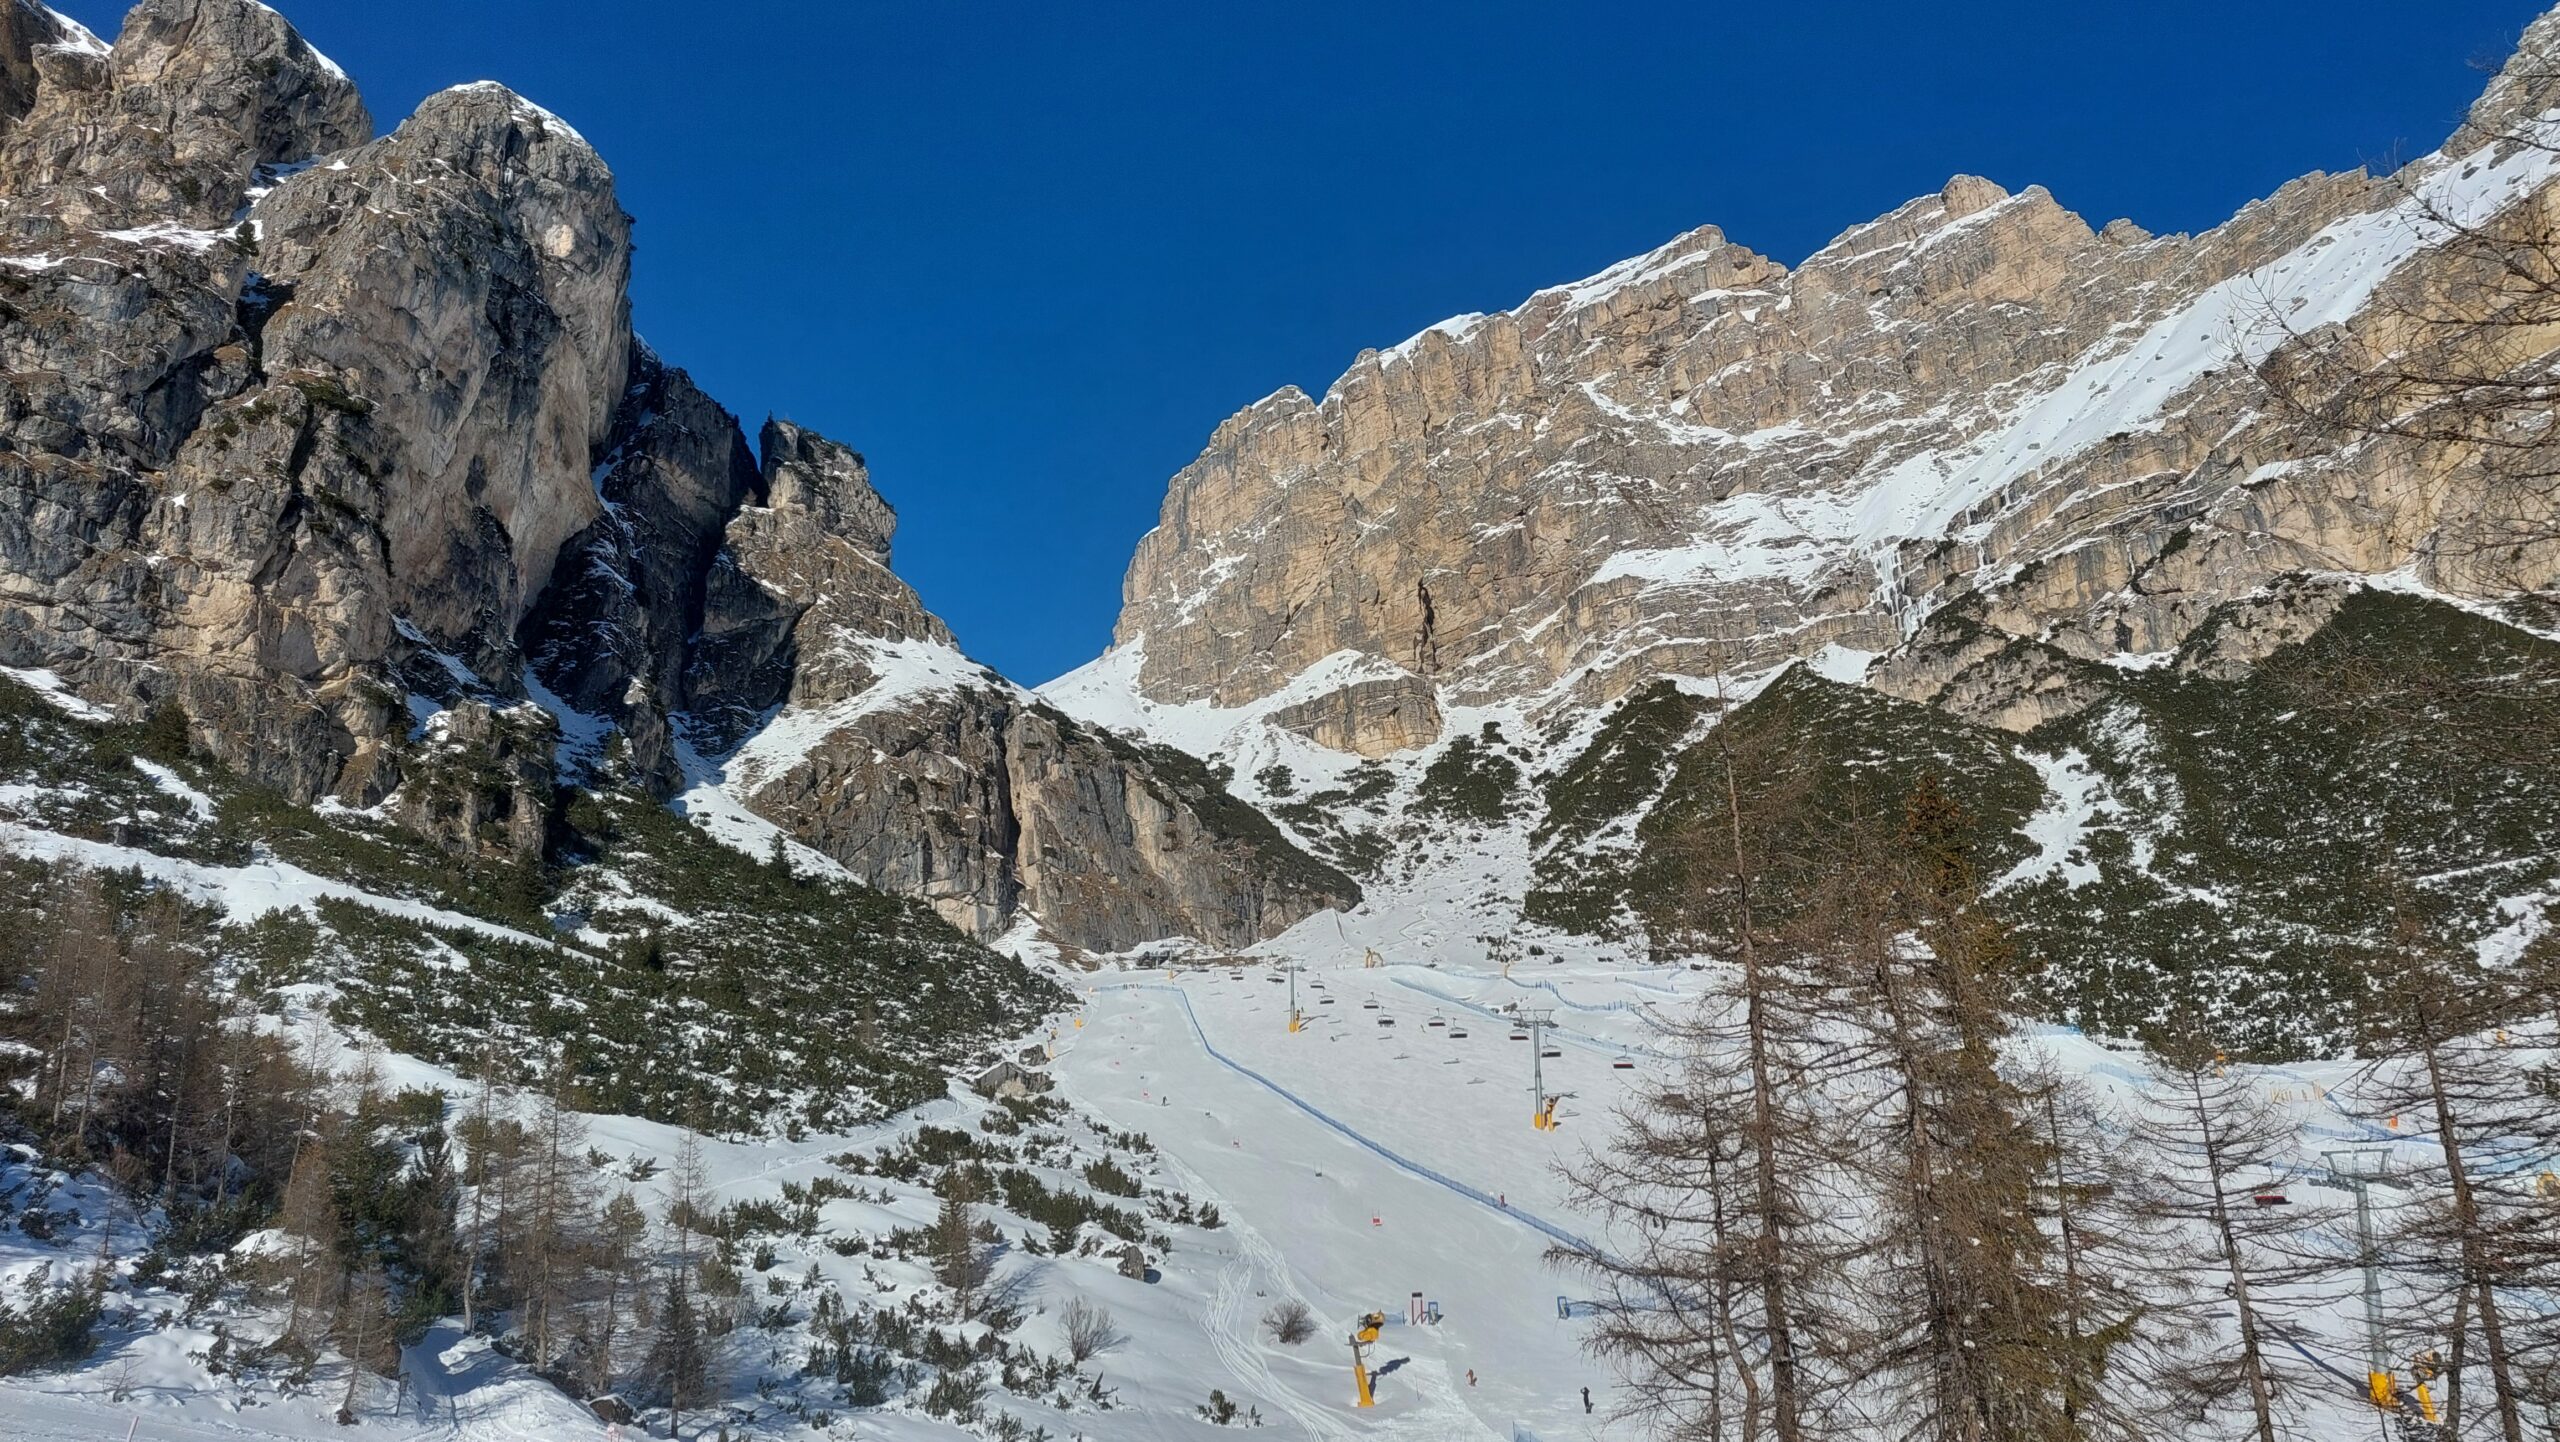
[1581,1386,1593,1413]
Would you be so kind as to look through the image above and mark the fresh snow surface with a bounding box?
[0,665,114,721]
[34,3,107,59]
[0,822,559,948]
[447,80,593,150]
[1998,749,2112,890]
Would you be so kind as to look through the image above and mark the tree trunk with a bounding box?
[1725,751,1803,1442]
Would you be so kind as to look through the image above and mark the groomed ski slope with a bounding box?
[1052,947,2441,1442]
[1053,958,1697,1442]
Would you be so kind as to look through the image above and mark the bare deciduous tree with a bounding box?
[1261,1298,1316,1347]
[1063,1295,1127,1363]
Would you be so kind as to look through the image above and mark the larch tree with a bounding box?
[2353,908,2551,1442]
[276,1132,342,1349]
[1825,782,2139,1442]
[2125,1011,2339,1442]
[1557,692,1863,1442]
[511,1068,598,1373]
[589,1189,651,1397]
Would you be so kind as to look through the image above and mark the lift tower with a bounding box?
[1523,1008,1562,1129]
[2321,1147,2427,1420]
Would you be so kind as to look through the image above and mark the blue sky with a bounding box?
[58,0,2554,684]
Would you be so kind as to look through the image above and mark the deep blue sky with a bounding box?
[58,0,2555,684]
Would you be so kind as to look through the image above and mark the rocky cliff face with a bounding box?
[1036,11,2560,1001]
[1094,22,2560,756]
[0,0,1348,953]
[685,420,1357,950]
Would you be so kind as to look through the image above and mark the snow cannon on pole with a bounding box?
[1350,1310,1386,1407]
[1523,1009,1557,1128]
[1286,961,1306,1033]
[2316,1147,2408,1418]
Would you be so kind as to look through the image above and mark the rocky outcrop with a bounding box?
[1005,704,1357,951]
[0,0,367,242]
[1268,673,1441,757]
[2,4,94,138]
[522,346,760,789]
[0,0,1345,946]
[727,679,1360,951]
[683,416,955,748]
[0,0,625,841]
[1093,11,2560,751]
[250,81,631,673]
[689,415,1358,949]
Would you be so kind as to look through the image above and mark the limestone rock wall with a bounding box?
[1099,10,2560,744]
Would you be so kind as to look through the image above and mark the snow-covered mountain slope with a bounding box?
[1091,48,2560,739]
[1040,11,2560,1040]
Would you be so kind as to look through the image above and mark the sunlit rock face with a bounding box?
[1099,16,2560,744]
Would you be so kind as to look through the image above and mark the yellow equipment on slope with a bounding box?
[1350,1310,1385,1407]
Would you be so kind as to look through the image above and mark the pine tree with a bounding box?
[650,1269,708,1434]
[590,1190,651,1397]
[932,1170,993,1318]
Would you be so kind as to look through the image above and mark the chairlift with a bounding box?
[1363,1000,1380,1010]
[1448,1028,1469,1039]
[1509,1031,1529,1042]
[1541,1048,1563,1059]
[1378,1017,1396,1027]
[2251,1192,2292,1207]
[1611,1057,1636,1070]
[1320,997,1336,1006]
[1427,1014,1447,1028]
